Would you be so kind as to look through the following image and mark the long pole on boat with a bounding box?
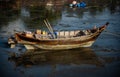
[46,19,54,33]
[46,19,56,38]
[44,20,51,32]
[44,20,53,34]
[44,20,55,39]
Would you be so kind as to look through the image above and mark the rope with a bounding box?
[104,30,120,38]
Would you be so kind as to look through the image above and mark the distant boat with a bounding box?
[8,22,109,50]
[70,1,86,8]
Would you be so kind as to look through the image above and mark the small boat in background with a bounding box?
[8,22,109,50]
[70,1,86,8]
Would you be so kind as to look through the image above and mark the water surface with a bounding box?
[0,3,120,77]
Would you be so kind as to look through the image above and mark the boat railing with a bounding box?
[23,28,99,40]
[34,29,96,39]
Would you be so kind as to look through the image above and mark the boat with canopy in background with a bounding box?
[8,22,109,50]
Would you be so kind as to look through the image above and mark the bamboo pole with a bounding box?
[45,19,56,38]
[44,20,55,39]
[44,20,51,32]
[46,19,54,33]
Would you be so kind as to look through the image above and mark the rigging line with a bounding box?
[104,30,120,37]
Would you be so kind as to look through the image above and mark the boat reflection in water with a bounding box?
[8,47,103,67]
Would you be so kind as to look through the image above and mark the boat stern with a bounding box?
[8,38,16,48]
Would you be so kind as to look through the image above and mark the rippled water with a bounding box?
[0,4,120,77]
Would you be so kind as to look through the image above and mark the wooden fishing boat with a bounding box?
[8,22,109,50]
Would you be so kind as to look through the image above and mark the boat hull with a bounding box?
[15,31,99,50]
[24,40,95,50]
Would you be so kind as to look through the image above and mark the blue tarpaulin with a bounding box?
[70,1,86,8]
[77,2,86,8]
